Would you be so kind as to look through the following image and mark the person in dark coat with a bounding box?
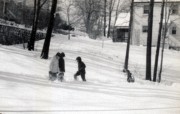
[58,52,65,81]
[74,56,86,81]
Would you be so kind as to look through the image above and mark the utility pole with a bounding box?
[124,0,134,71]
[146,0,154,81]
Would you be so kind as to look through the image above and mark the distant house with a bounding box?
[131,0,180,50]
[113,13,130,42]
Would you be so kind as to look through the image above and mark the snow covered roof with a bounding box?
[115,13,130,27]
[163,19,171,24]
[134,0,180,2]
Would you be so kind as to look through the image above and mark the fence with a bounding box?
[0,24,45,45]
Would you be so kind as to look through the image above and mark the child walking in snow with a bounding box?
[74,56,86,81]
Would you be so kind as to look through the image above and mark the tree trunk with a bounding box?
[84,0,91,35]
[104,0,107,37]
[112,0,121,42]
[107,0,115,38]
[3,0,6,18]
[86,13,91,34]
[41,0,57,59]
[22,0,26,49]
[124,0,134,71]
[67,7,70,40]
[153,0,165,82]
[159,0,170,82]
[146,0,154,81]
[113,0,121,28]
[107,2,112,38]
[28,0,41,51]
[28,0,37,50]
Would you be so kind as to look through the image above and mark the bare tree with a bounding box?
[41,0,58,59]
[146,0,154,81]
[107,0,115,38]
[61,0,74,40]
[153,0,165,82]
[74,0,103,37]
[158,0,172,82]
[103,0,107,37]
[67,1,73,40]
[28,0,48,51]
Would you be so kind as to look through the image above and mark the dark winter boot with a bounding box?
[58,73,64,82]
[81,74,86,81]
[74,75,77,80]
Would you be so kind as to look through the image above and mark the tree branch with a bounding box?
[40,0,48,9]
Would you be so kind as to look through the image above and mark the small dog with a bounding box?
[126,70,135,83]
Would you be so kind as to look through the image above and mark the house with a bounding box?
[113,13,130,42]
[132,0,180,50]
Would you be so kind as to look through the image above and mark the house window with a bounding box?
[171,5,178,15]
[143,5,149,14]
[172,27,176,34]
[142,26,148,32]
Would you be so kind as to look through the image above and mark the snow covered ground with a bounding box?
[0,33,180,114]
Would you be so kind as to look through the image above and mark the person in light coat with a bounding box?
[49,52,61,80]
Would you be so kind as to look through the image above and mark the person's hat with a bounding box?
[56,52,61,57]
[61,52,65,57]
[76,56,81,61]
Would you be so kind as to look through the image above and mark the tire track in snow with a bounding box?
[0,71,180,101]
[0,107,180,112]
